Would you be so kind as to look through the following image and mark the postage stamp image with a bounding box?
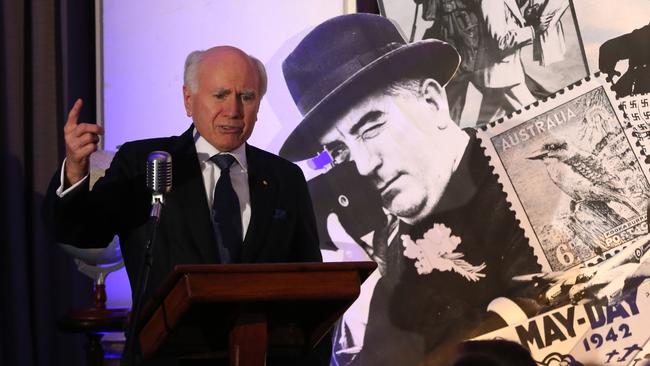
[479,75,650,272]
[620,94,650,164]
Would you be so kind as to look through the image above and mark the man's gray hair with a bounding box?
[384,78,423,97]
[183,50,204,93]
[183,50,268,97]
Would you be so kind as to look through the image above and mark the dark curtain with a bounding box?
[1,0,96,365]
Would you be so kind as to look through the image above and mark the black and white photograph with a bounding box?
[279,13,543,366]
[379,0,589,127]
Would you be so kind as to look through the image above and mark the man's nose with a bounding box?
[349,143,381,177]
[223,95,243,118]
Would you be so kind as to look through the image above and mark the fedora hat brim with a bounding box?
[279,39,460,162]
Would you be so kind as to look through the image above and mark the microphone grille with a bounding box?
[146,151,172,194]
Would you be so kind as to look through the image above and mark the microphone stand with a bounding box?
[122,193,164,365]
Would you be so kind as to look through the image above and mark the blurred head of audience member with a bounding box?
[451,340,537,366]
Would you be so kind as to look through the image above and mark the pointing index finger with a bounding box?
[65,98,84,127]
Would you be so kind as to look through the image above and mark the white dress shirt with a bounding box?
[193,129,251,240]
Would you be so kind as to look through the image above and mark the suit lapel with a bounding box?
[241,144,276,262]
[169,126,220,263]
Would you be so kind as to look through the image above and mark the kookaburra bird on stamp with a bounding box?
[479,74,650,273]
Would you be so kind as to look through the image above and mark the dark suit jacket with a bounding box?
[44,126,326,364]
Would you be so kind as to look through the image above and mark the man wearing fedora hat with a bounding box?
[280,14,541,365]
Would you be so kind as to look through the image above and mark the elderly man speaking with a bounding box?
[279,14,542,366]
[44,46,325,365]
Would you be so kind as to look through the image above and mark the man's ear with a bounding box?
[182,85,193,117]
[419,78,451,129]
[419,78,446,109]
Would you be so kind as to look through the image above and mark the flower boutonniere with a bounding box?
[402,223,486,282]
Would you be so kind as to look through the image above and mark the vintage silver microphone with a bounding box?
[145,151,172,218]
[123,150,172,365]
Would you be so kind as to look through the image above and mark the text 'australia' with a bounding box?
[499,108,576,151]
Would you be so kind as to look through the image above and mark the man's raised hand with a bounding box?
[63,98,104,186]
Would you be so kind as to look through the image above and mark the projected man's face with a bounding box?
[183,47,261,152]
[318,79,459,224]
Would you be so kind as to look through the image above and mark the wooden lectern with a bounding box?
[137,261,376,366]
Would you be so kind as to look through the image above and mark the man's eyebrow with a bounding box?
[349,110,383,136]
[214,88,231,94]
[240,90,257,97]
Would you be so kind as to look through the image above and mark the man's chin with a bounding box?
[384,197,427,224]
[209,137,245,152]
